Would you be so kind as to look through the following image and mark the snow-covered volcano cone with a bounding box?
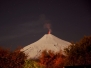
[21,33,71,59]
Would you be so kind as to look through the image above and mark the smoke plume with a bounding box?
[44,21,52,34]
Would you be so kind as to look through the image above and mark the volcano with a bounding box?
[21,34,71,59]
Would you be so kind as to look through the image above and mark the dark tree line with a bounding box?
[64,36,91,66]
[0,47,27,68]
[38,50,65,68]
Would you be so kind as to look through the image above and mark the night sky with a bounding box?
[0,0,91,50]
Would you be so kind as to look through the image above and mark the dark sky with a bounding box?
[0,0,91,50]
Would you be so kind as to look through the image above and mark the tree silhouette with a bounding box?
[64,36,91,66]
[0,47,27,68]
[38,50,65,68]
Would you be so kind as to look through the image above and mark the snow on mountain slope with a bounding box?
[21,34,71,59]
